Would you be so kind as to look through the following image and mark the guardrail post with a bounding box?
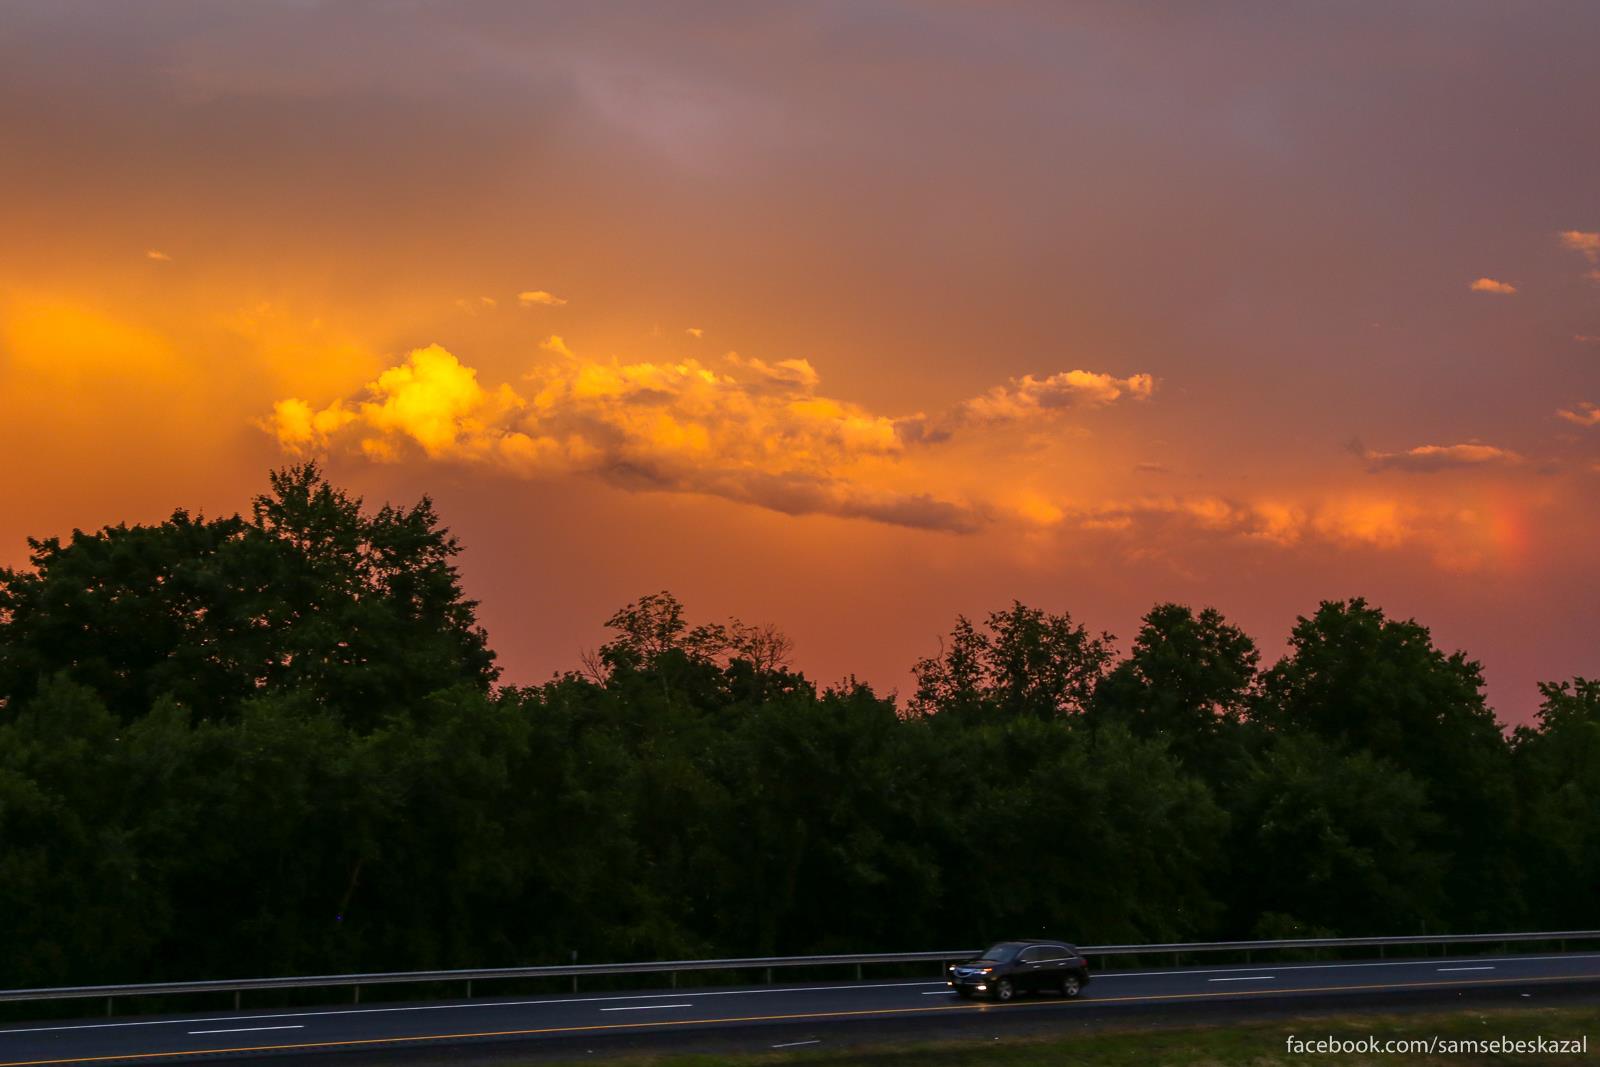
[670,972,677,989]
[234,990,241,1010]
[354,984,361,1004]
[105,996,112,1017]
[855,964,862,981]
[465,980,472,999]
[572,976,578,993]
[765,968,772,984]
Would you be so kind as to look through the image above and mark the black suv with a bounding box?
[946,940,1090,1001]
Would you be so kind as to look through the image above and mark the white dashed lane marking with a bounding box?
[598,1004,693,1012]
[186,1025,304,1035]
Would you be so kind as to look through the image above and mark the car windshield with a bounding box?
[978,942,1026,962]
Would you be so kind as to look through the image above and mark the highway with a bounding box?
[3,951,1599,1065]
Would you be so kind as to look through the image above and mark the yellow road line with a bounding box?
[3,971,1599,1066]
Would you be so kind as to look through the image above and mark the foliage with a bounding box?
[0,469,1587,988]
[910,603,1113,720]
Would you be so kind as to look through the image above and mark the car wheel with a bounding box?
[1060,973,1082,998]
[994,978,1014,1002]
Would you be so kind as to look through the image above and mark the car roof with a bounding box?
[989,939,1073,949]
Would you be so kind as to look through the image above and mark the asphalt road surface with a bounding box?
[4,951,1600,1065]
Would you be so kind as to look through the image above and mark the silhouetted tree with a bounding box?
[1513,678,1600,926]
[1254,599,1520,928]
[1091,603,1257,766]
[911,602,1113,720]
[0,464,496,730]
[0,472,1586,989]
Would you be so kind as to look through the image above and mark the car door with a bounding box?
[1040,945,1069,984]
[1017,946,1046,991]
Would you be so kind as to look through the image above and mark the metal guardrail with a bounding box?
[3,930,1597,1011]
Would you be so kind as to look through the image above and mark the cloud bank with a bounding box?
[270,342,1155,533]
[1356,441,1523,473]
[1557,401,1600,427]
[518,290,567,307]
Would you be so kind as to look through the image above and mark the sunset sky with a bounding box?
[3,2,1597,723]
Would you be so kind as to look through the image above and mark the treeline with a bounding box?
[0,466,1595,988]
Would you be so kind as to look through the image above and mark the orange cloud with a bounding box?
[264,342,1528,570]
[1469,277,1516,294]
[1358,441,1522,472]
[1559,230,1600,259]
[270,344,526,463]
[269,341,1165,532]
[1046,491,1506,569]
[518,290,568,307]
[1561,231,1600,281]
[957,369,1155,424]
[270,342,988,530]
[726,353,820,391]
[1557,400,1600,427]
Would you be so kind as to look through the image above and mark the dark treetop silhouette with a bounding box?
[0,467,1594,988]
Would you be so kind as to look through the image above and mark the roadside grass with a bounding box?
[535,1003,1600,1066]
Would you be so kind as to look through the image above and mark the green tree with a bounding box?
[1254,599,1519,929]
[911,602,1113,720]
[1227,731,1446,936]
[1513,678,1600,926]
[1091,603,1257,767]
[0,464,496,730]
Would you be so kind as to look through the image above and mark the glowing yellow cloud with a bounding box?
[518,290,567,307]
[265,342,1517,568]
[272,344,524,461]
[268,341,1155,532]
[1469,277,1516,294]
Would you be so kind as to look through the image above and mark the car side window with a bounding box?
[1019,947,1044,962]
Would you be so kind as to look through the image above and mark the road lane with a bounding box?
[4,952,1599,1065]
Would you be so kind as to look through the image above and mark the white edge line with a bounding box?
[1437,966,1496,972]
[773,1039,822,1048]
[1208,976,1276,982]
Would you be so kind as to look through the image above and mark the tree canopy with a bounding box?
[0,468,1586,988]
